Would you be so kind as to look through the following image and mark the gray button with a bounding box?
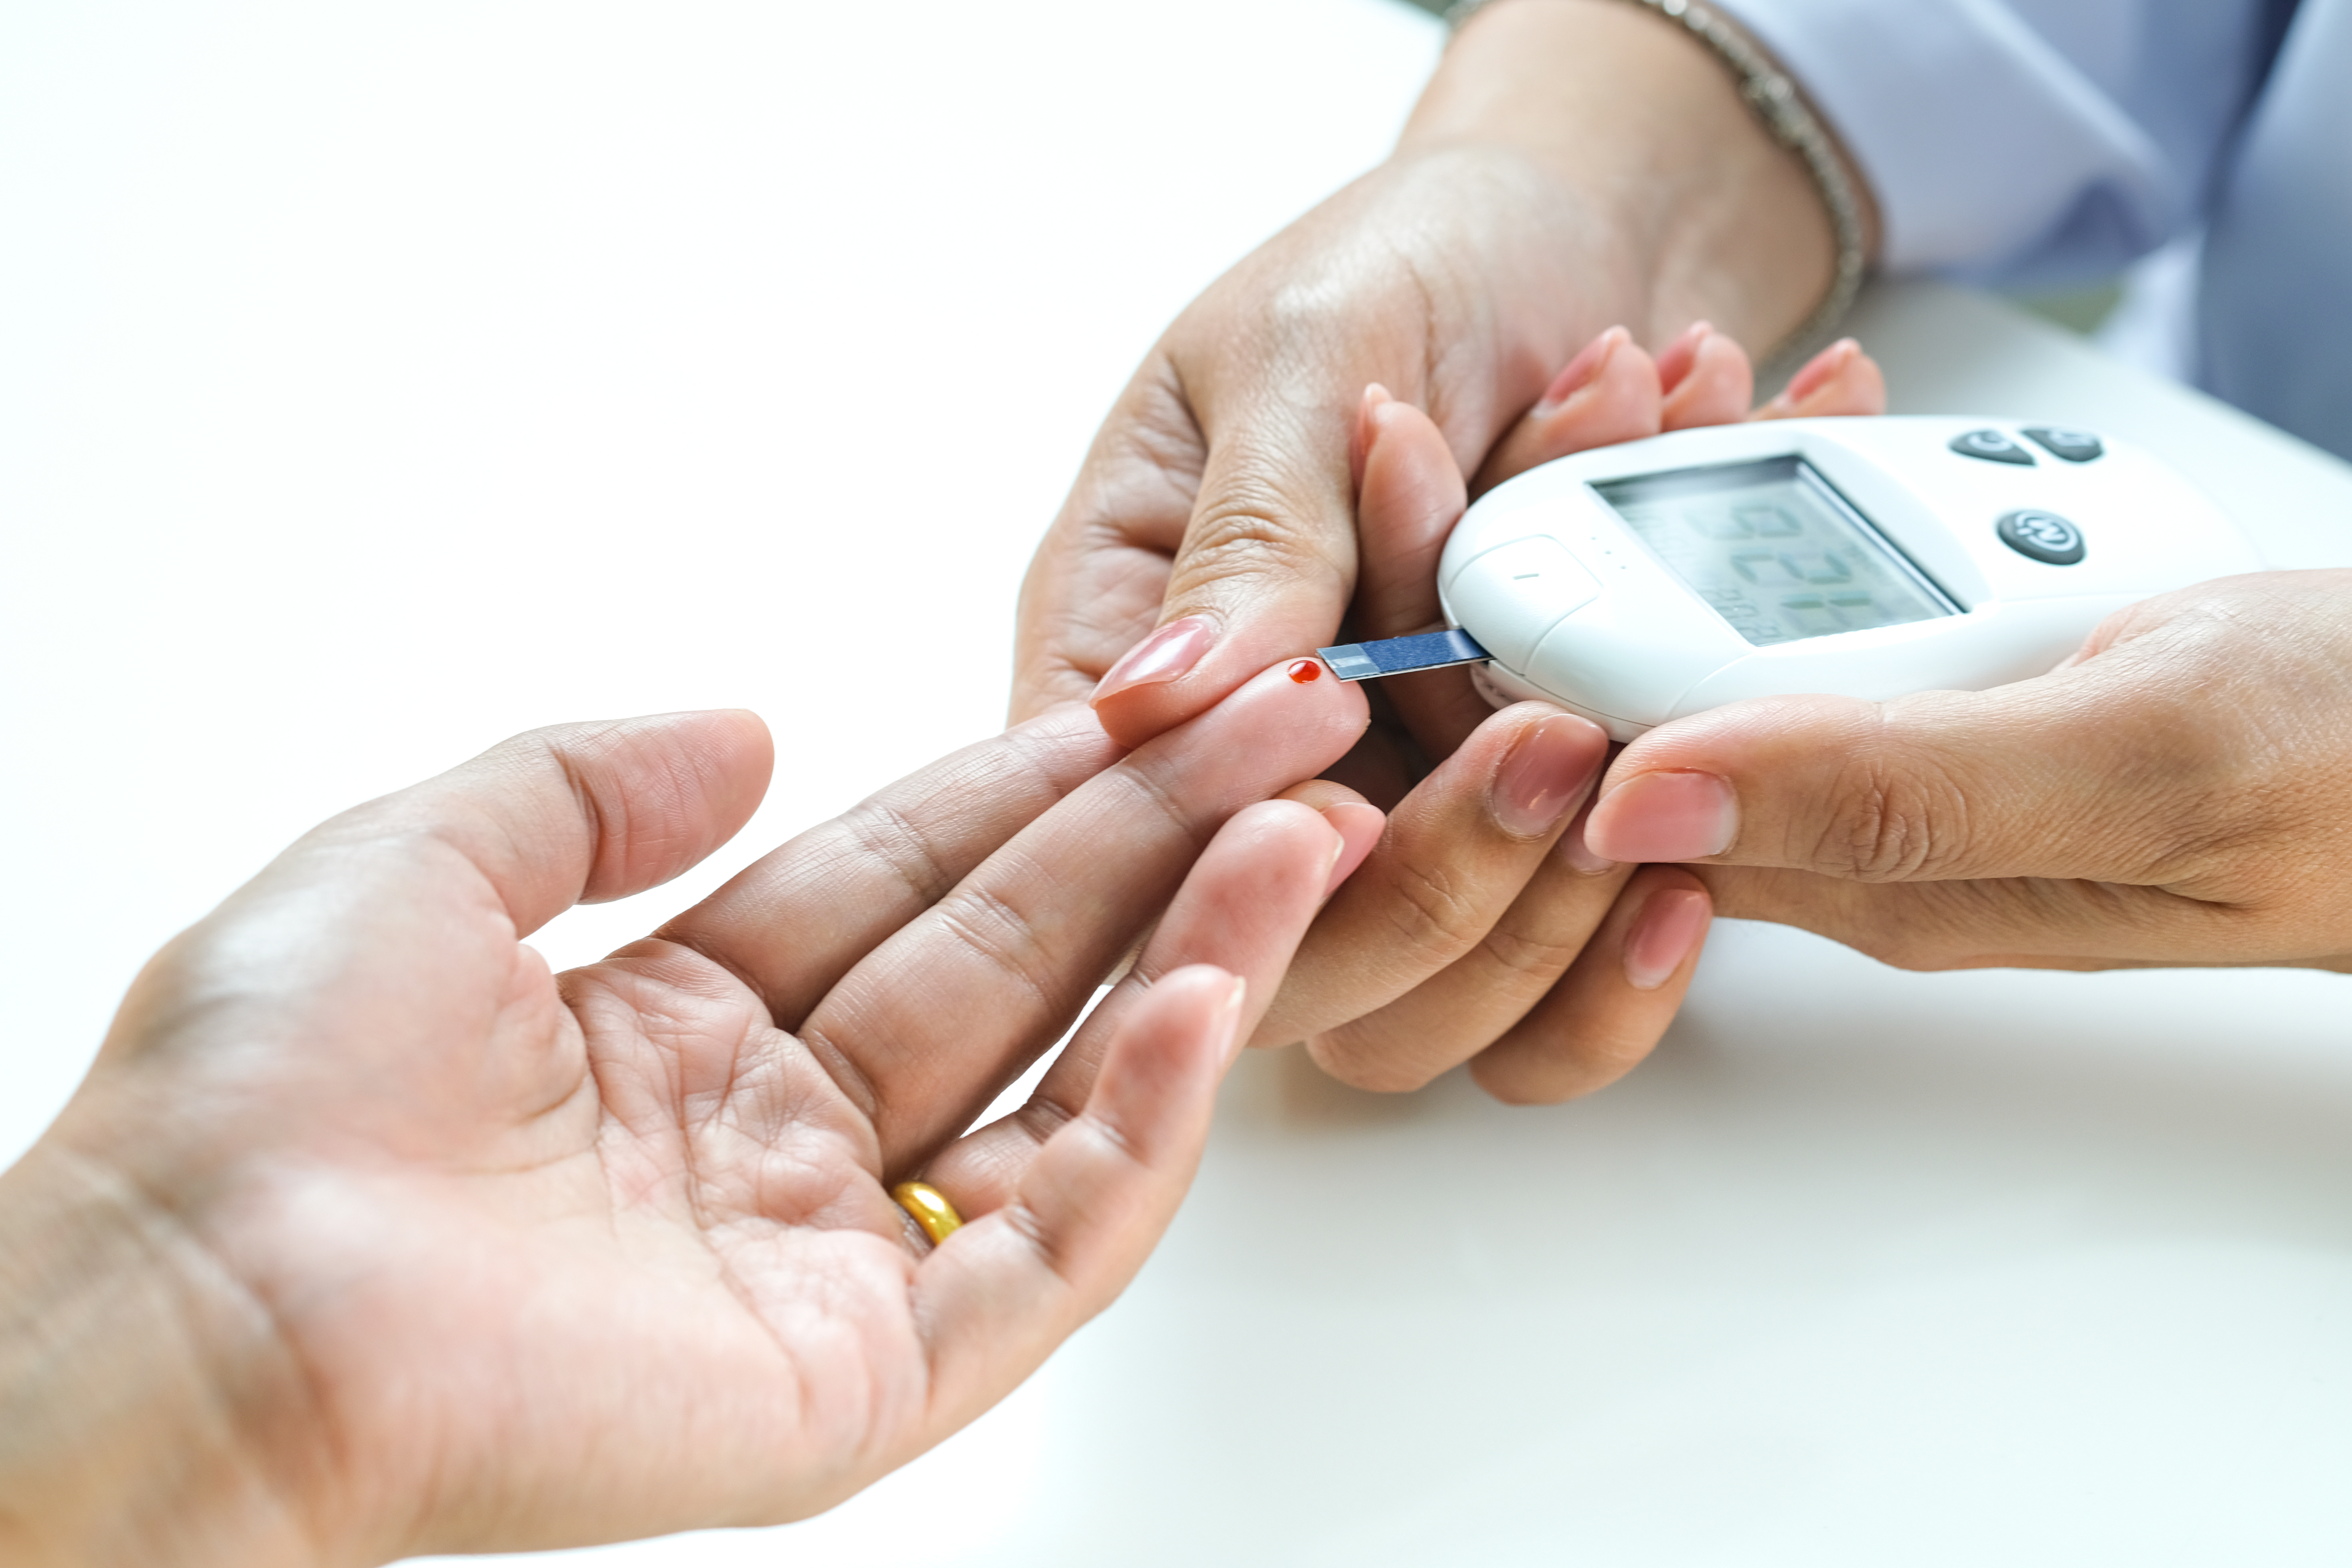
[1996,509,2085,565]
[2022,426,2104,462]
[1950,428,2035,465]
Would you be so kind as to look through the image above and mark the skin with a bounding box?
[1588,570,2352,974]
[1016,0,1885,1099]
[0,670,1378,1565]
[1261,327,1886,1104]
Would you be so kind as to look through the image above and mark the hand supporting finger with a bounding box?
[1252,702,1610,1058]
[1300,806,1637,1092]
[1467,865,1712,1104]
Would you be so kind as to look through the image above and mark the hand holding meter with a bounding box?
[1318,417,2262,741]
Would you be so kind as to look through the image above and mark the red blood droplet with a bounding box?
[1287,659,1324,684]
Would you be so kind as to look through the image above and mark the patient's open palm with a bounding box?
[35,672,1366,1563]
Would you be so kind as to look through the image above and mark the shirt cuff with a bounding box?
[1715,0,2179,274]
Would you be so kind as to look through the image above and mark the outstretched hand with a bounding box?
[0,668,1374,1565]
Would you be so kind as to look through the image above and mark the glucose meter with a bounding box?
[1317,416,2261,741]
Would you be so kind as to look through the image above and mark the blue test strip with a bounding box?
[1316,627,1491,681]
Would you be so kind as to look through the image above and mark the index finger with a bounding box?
[692,662,1369,1174]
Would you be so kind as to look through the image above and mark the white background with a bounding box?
[10,3,2352,1564]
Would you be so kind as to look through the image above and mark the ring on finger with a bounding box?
[892,1180,965,1246]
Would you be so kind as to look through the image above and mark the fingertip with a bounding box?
[1350,382,1394,493]
[1654,320,1713,395]
[1583,768,1738,864]
[554,709,779,907]
[1757,338,1884,420]
[1089,615,1229,748]
[1319,799,1386,895]
[1790,338,1857,402]
[1476,328,1663,489]
[1621,884,1712,991]
[1141,961,1249,1061]
[1090,962,1252,1154]
[1465,863,1707,1106]
[1538,325,1631,412]
[1659,328,1756,432]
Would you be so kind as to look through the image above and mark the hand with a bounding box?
[1017,0,1886,1102]
[1016,1,1859,729]
[0,667,1374,1564]
[1246,327,1883,1106]
[1584,570,2352,972]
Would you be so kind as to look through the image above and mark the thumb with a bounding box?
[1583,666,2210,885]
[325,709,775,934]
[1087,396,1361,749]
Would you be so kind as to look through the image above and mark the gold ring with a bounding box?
[892,1181,963,1246]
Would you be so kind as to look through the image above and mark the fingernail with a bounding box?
[1556,793,1616,875]
[1216,972,1250,1063]
[1783,337,1856,406]
[1490,714,1606,838]
[1536,326,1627,412]
[1591,770,1736,861]
[1657,320,1712,395]
[1351,382,1394,492]
[1318,800,1384,896]
[1091,616,1213,705]
[1622,888,1710,991]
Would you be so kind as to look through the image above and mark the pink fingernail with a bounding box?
[1589,770,1737,862]
[1623,888,1710,991]
[1556,793,1616,875]
[1656,320,1712,395]
[1536,327,1627,412]
[1091,616,1214,705]
[1319,800,1385,896]
[1783,337,1857,405]
[1490,714,1607,838]
[1202,970,1249,1064]
[1351,382,1394,492]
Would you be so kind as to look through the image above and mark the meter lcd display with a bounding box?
[1593,456,1958,646]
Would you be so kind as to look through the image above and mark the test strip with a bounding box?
[1316,627,1491,681]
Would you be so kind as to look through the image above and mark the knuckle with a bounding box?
[1475,919,1584,984]
[1811,750,1977,882]
[932,885,1058,1013]
[1167,483,1351,608]
[841,800,958,909]
[1374,859,1495,973]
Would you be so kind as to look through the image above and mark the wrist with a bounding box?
[0,1120,328,1568]
[1400,0,1878,355]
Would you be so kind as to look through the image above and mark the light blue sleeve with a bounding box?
[1717,0,2293,286]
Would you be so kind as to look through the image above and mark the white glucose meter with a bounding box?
[1318,417,2261,741]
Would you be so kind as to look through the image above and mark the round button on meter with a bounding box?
[1996,508,2086,565]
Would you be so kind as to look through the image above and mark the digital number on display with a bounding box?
[1594,456,1958,646]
